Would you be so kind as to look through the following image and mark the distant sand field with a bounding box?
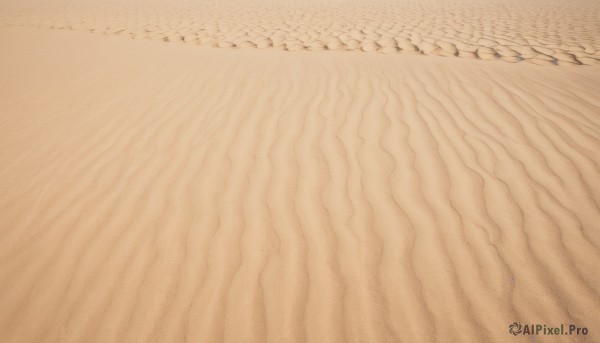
[2,0,600,65]
[1,0,599,342]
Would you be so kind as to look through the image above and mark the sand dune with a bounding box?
[1,0,600,65]
[0,27,599,342]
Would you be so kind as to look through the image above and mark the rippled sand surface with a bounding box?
[1,0,600,65]
[1,0,600,342]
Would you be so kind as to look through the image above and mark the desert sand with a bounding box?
[2,0,600,65]
[0,0,599,342]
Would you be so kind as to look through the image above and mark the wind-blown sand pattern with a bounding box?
[1,0,600,65]
[1,26,599,342]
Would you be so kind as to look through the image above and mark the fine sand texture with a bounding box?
[1,11,600,343]
[1,0,600,65]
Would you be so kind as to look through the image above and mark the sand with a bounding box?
[1,0,600,65]
[1,0,600,342]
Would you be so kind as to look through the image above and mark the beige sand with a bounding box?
[1,2,600,342]
[1,0,600,65]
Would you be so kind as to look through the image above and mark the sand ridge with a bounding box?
[0,28,599,342]
[1,0,600,65]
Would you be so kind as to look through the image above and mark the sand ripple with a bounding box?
[0,29,599,342]
[1,0,600,65]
